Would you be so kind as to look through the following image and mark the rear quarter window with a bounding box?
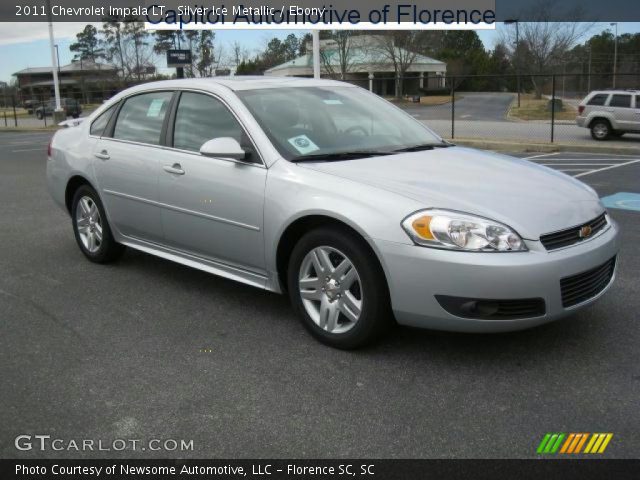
[587,94,609,106]
[90,104,117,137]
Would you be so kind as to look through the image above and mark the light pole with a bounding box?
[54,44,61,75]
[610,23,618,88]
[505,19,520,108]
[45,0,63,120]
[312,30,320,79]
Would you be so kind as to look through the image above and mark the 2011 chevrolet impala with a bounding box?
[46,78,620,348]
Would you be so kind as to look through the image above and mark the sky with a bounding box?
[1,22,639,84]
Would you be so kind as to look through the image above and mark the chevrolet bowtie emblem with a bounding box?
[579,225,593,238]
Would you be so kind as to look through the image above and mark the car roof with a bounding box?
[123,77,356,94]
[590,90,639,95]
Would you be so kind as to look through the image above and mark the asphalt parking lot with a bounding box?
[1,131,638,459]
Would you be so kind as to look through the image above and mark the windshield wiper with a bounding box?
[392,142,453,153]
[291,151,394,162]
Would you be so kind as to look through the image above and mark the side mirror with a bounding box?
[199,137,246,161]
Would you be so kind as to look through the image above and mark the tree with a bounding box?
[101,17,126,80]
[231,41,249,67]
[373,32,421,97]
[320,31,358,80]
[153,31,186,54]
[500,0,592,97]
[195,31,216,77]
[121,21,155,82]
[70,25,104,61]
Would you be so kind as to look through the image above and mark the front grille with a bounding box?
[540,214,608,251]
[435,295,546,320]
[560,256,616,308]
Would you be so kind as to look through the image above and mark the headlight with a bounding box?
[401,209,527,252]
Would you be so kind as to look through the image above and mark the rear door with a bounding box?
[92,90,174,244]
[156,90,267,273]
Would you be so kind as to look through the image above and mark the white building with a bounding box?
[265,35,447,95]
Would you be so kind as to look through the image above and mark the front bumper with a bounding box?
[374,220,620,332]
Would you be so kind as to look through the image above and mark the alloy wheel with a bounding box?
[593,123,608,139]
[298,246,363,334]
[75,196,103,253]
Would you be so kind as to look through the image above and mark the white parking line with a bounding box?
[540,163,619,167]
[522,152,558,160]
[535,158,632,163]
[575,158,640,178]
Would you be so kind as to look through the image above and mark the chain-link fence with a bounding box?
[373,72,639,146]
[2,73,639,148]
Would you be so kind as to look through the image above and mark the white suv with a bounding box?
[576,90,640,140]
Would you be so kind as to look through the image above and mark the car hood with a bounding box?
[299,147,604,240]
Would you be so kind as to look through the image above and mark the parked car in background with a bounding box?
[23,99,37,114]
[35,98,82,119]
[47,78,619,348]
[576,90,640,140]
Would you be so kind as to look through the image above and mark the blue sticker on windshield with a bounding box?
[288,135,319,154]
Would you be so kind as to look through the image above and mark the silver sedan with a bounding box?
[47,78,619,348]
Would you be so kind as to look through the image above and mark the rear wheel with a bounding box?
[590,120,611,140]
[71,185,125,263]
[288,227,392,349]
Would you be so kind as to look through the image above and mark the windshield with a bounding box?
[236,86,445,161]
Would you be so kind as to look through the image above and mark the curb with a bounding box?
[448,138,640,155]
[0,127,59,133]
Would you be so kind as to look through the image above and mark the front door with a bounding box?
[157,91,267,274]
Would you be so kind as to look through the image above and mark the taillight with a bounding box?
[47,139,52,158]
[578,106,585,115]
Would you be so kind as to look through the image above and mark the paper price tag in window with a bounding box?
[147,99,165,117]
[288,135,319,154]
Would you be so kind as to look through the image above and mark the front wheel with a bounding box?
[288,227,392,349]
[71,185,125,263]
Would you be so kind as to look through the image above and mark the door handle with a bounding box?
[163,163,185,175]
[94,150,110,160]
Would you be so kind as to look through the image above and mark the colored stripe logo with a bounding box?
[537,433,613,454]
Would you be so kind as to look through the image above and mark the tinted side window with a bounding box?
[587,94,608,106]
[113,91,173,145]
[609,94,631,108]
[90,104,116,136]
[636,96,640,108]
[173,92,244,152]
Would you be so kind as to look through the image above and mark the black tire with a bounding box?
[590,119,611,141]
[287,227,393,349]
[71,184,125,263]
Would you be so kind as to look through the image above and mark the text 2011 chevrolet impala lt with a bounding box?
[47,78,619,348]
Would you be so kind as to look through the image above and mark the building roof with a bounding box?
[265,41,446,76]
[13,60,118,76]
